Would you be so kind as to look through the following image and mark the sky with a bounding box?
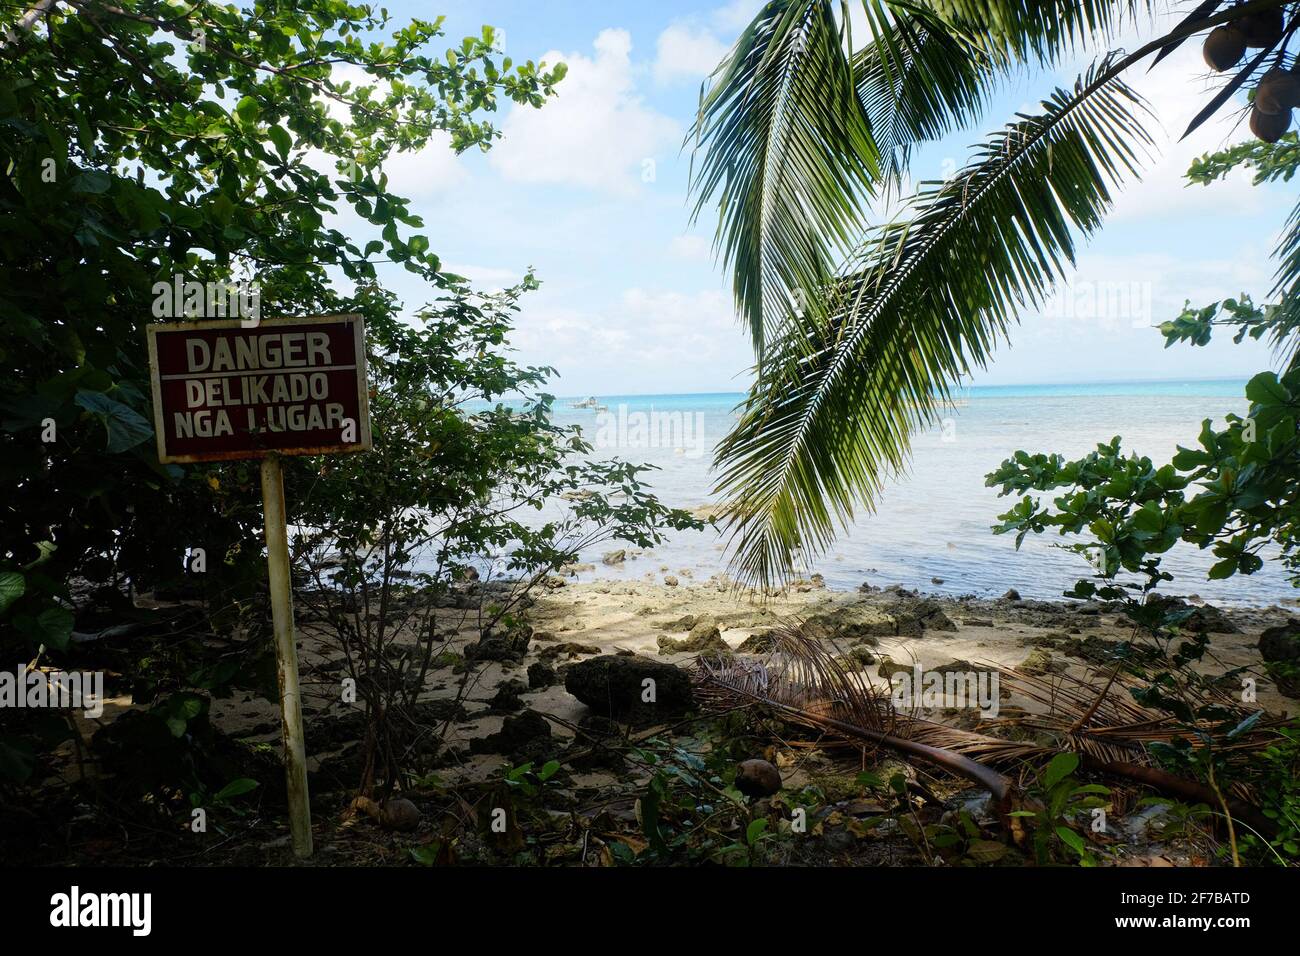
[350,0,1296,396]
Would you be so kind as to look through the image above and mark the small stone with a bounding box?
[663,575,679,587]
[601,549,627,566]
[527,661,557,689]
[735,759,782,798]
[1002,589,1022,602]
[379,797,421,832]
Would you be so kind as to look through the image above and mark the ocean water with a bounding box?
[508,380,1299,606]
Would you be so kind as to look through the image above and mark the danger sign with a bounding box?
[146,314,371,463]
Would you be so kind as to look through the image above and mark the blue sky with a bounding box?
[357,1,1295,395]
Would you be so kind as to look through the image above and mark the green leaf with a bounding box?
[235,96,260,126]
[214,778,260,802]
[1055,825,1087,857]
[746,818,769,845]
[267,124,292,161]
[74,390,153,453]
[37,606,74,650]
[1041,752,1080,791]
[1245,371,1288,407]
[966,838,1009,863]
[0,572,25,615]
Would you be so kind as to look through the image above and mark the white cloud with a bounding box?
[1059,11,1268,223]
[669,234,713,261]
[653,23,730,85]
[711,0,765,32]
[489,29,680,197]
[512,286,748,390]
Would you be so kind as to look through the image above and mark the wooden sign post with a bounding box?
[147,314,371,859]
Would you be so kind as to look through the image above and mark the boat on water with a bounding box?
[569,396,600,409]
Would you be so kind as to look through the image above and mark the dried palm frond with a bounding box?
[694,624,1016,812]
[693,620,1282,836]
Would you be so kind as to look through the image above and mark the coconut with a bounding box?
[1250,105,1292,143]
[1203,25,1248,71]
[1238,8,1286,48]
[735,758,782,798]
[1255,68,1300,114]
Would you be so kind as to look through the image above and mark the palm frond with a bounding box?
[852,1,1003,184]
[693,622,1018,805]
[713,58,1155,588]
[1267,197,1300,369]
[906,0,1147,63]
[689,0,880,355]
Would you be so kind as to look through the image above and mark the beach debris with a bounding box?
[735,758,782,798]
[349,796,422,832]
[564,654,695,724]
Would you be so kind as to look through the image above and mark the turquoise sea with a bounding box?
[516,379,1296,606]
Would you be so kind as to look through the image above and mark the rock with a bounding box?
[657,617,731,656]
[893,598,957,635]
[527,661,557,689]
[470,709,552,756]
[737,629,777,653]
[657,614,697,631]
[1260,622,1300,698]
[931,577,944,585]
[489,679,528,711]
[379,797,421,832]
[804,604,896,641]
[735,759,782,798]
[1002,589,1021,602]
[1019,647,1066,675]
[601,549,627,566]
[876,656,911,680]
[834,645,878,671]
[537,641,602,660]
[663,575,679,587]
[564,655,694,724]
[1148,594,1240,633]
[465,628,530,663]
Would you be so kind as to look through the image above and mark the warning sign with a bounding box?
[146,314,371,463]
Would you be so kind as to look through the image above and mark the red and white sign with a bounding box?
[146,315,371,464]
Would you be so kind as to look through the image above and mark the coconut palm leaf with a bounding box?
[851,1,1003,183]
[689,0,880,355]
[712,58,1155,588]
[692,623,1018,804]
[905,0,1146,62]
[688,0,1023,357]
